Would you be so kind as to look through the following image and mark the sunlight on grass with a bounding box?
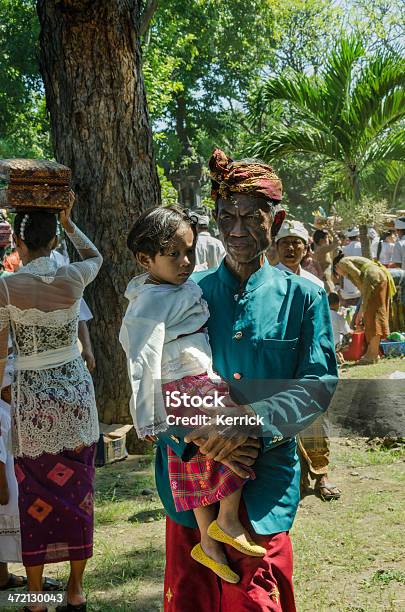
[341,357,405,380]
[333,445,405,467]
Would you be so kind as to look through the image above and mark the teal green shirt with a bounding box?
[155,260,337,535]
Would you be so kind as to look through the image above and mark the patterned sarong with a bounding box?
[164,374,254,512]
[15,443,96,566]
[297,414,330,476]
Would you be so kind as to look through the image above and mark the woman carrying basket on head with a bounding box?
[0,193,102,612]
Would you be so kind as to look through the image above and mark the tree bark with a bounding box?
[170,94,203,208]
[37,0,161,428]
[139,0,158,36]
[350,168,371,259]
[359,224,371,259]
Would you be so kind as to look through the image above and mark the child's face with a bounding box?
[140,224,196,285]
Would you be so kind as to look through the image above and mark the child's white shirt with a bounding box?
[330,309,351,346]
[119,275,213,437]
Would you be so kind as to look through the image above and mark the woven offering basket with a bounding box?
[0,158,71,212]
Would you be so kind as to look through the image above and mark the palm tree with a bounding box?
[250,37,405,257]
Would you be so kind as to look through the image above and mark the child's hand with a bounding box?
[0,480,9,505]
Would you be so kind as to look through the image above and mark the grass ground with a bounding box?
[7,358,405,612]
[339,356,405,380]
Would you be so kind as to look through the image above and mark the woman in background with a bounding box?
[334,253,396,364]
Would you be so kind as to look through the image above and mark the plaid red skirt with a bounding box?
[164,374,255,512]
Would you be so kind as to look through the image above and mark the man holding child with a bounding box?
[123,149,337,611]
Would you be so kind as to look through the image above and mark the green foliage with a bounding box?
[250,37,405,206]
[363,568,405,587]
[334,196,389,228]
[143,0,276,170]
[270,0,343,73]
[157,166,178,207]
[0,0,41,133]
[0,0,49,158]
[0,0,403,216]
[0,95,51,159]
[142,42,183,118]
[344,0,405,54]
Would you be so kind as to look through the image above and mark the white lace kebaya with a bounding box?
[0,224,102,458]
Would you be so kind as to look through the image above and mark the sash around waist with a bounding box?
[14,345,81,371]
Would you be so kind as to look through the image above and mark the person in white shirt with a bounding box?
[377,230,397,267]
[274,220,340,502]
[368,227,380,259]
[194,215,225,271]
[341,228,362,304]
[392,217,405,269]
[328,292,352,365]
[0,362,23,584]
[274,221,324,288]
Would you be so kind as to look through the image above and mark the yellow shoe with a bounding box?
[190,543,240,584]
[207,520,266,557]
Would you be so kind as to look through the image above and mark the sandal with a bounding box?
[43,577,63,592]
[0,573,28,590]
[316,481,341,501]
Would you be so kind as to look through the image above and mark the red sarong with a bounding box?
[164,507,296,611]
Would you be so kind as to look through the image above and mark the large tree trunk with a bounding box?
[37,0,160,432]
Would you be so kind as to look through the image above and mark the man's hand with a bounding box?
[184,403,258,460]
[219,437,260,478]
[227,437,260,466]
[198,432,249,461]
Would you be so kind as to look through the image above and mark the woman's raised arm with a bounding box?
[60,192,103,287]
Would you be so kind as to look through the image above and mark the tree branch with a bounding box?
[140,0,158,36]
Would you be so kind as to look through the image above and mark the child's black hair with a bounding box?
[313,229,329,244]
[127,206,198,258]
[328,292,340,307]
[14,212,57,251]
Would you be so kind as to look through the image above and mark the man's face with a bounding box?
[215,194,273,264]
[277,236,307,270]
